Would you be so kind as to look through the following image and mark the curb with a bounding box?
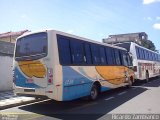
[0,98,42,110]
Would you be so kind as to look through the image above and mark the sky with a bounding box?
[0,0,160,49]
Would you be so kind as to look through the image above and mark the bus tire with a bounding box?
[146,72,149,83]
[35,97,40,100]
[89,84,99,100]
[127,77,133,88]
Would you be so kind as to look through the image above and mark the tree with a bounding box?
[141,39,156,51]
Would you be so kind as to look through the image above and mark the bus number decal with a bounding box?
[65,79,74,86]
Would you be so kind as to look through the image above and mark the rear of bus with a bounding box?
[13,31,59,100]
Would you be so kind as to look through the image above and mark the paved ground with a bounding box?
[0,90,36,110]
[0,90,15,100]
[0,78,160,120]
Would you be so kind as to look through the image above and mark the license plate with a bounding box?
[26,79,33,83]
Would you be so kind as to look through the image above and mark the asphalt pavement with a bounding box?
[0,90,15,100]
[0,77,160,120]
[0,90,37,110]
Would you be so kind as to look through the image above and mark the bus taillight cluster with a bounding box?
[47,68,53,84]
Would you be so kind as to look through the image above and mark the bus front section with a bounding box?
[13,32,53,99]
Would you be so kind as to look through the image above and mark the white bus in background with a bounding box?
[115,42,160,82]
[13,30,135,101]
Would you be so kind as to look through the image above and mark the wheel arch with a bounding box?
[92,81,101,93]
[130,75,134,83]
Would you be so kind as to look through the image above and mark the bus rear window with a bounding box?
[15,32,47,61]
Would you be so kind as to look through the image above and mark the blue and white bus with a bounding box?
[13,30,134,101]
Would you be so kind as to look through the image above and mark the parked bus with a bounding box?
[13,30,134,101]
[115,42,160,82]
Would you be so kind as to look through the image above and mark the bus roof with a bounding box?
[115,42,159,54]
[17,29,127,51]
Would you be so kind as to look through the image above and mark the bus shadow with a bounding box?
[133,77,160,87]
[19,85,150,119]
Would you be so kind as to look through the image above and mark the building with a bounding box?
[0,30,29,43]
[0,30,29,91]
[0,41,14,91]
[102,32,148,45]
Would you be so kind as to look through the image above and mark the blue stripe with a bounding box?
[101,86,110,92]
[62,66,93,101]
[14,67,40,88]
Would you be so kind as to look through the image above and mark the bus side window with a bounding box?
[154,53,156,61]
[100,47,107,65]
[149,52,152,61]
[91,44,101,65]
[144,50,146,60]
[127,55,133,66]
[84,43,92,65]
[119,51,124,66]
[146,51,149,60]
[114,49,121,65]
[57,36,72,65]
[70,40,85,65]
[136,46,140,59]
[141,48,144,60]
[122,52,128,66]
[139,48,142,59]
[105,47,115,65]
[156,54,158,61]
[151,53,154,61]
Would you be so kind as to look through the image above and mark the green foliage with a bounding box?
[141,39,156,51]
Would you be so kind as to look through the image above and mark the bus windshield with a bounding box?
[15,32,47,61]
[115,43,131,52]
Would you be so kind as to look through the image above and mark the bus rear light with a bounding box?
[47,68,53,84]
[56,84,61,87]
[48,79,52,84]
[46,91,53,93]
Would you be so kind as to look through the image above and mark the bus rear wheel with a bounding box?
[146,72,149,83]
[127,77,133,88]
[89,84,99,100]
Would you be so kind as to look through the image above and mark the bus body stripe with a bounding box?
[15,67,40,88]
[62,66,109,101]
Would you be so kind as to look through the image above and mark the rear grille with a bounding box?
[24,89,35,92]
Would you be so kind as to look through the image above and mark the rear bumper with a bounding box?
[16,93,48,99]
[14,86,47,97]
[14,85,62,101]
